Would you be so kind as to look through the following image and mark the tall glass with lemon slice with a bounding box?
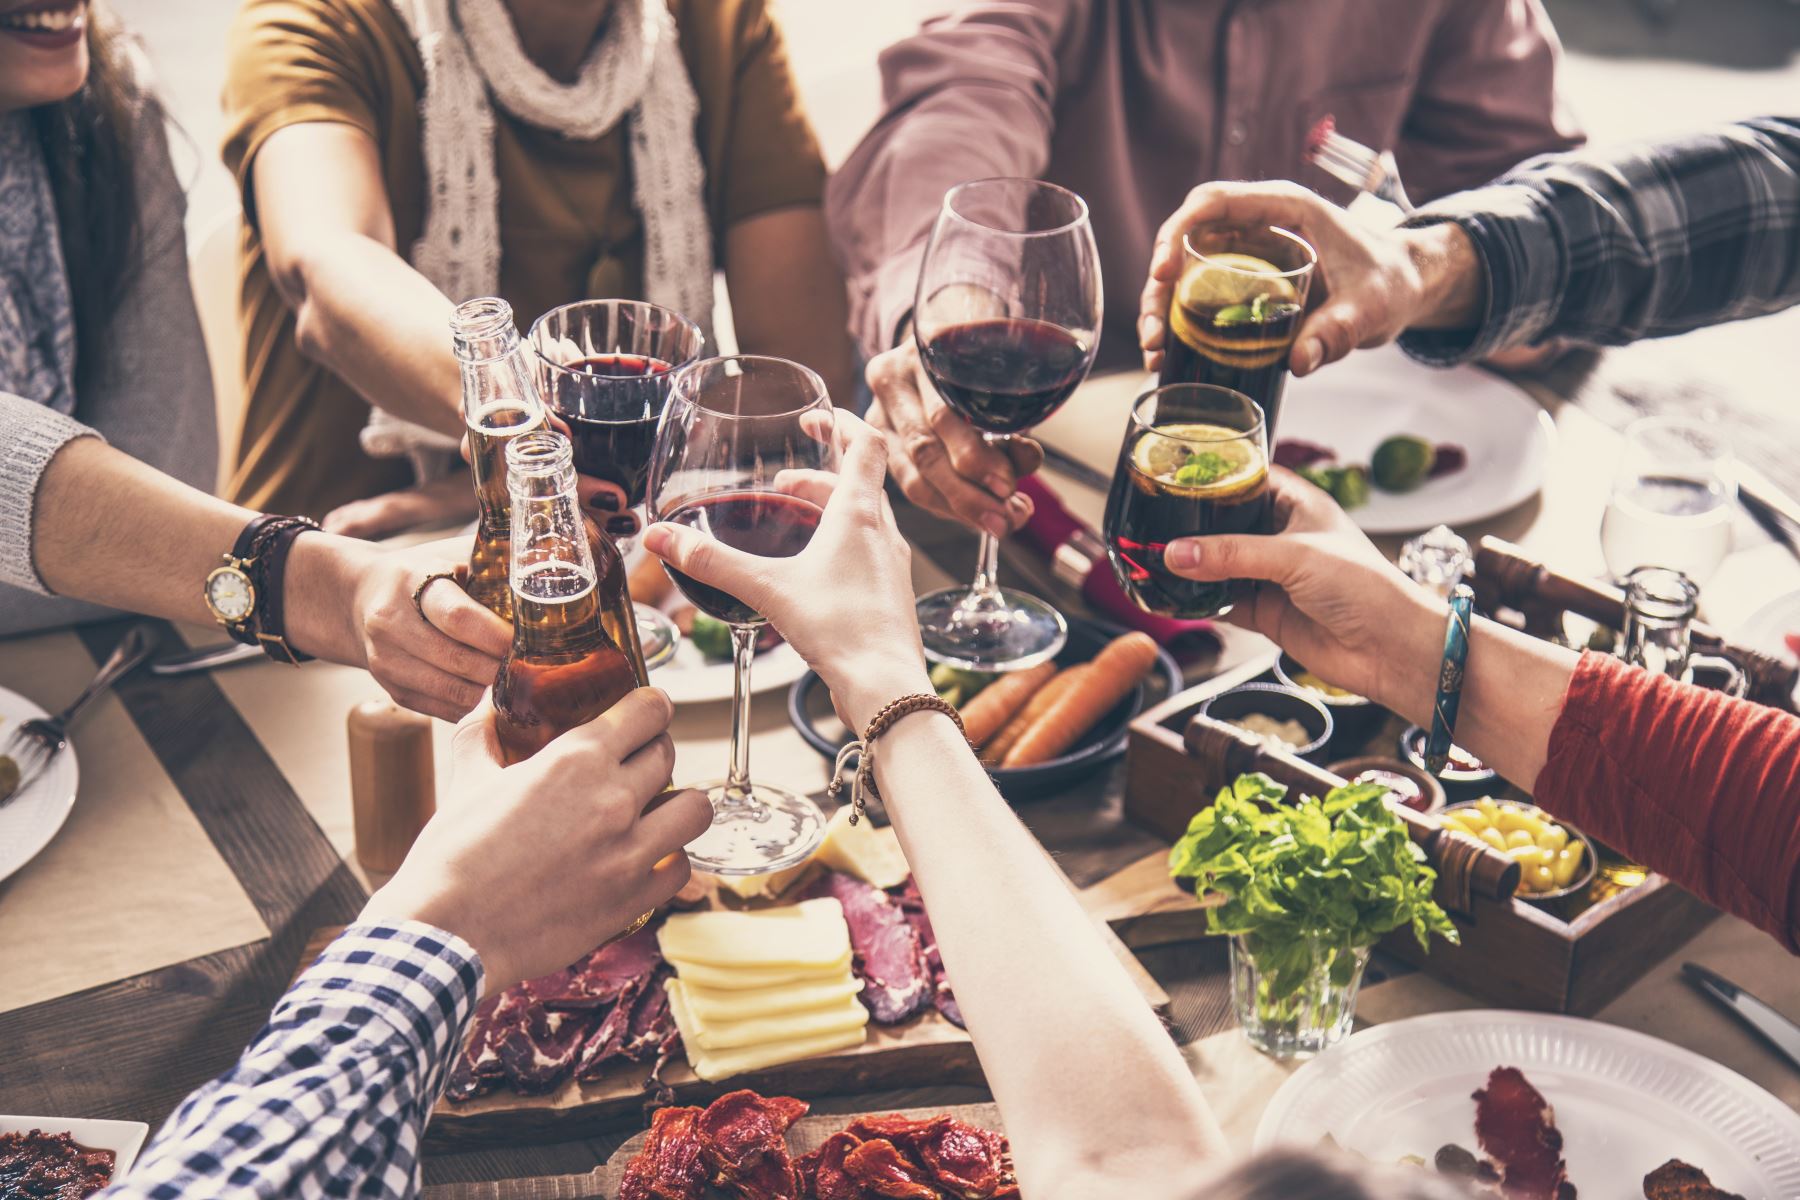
[1103,385,1271,619]
[1161,226,1315,436]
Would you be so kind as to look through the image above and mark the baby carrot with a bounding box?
[962,660,1059,747]
[1001,633,1159,768]
[982,666,1090,767]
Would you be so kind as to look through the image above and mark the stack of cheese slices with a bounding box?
[660,898,871,1081]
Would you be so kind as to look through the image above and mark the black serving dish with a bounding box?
[787,618,1182,802]
[1273,653,1384,752]
[1399,723,1500,798]
[1195,682,1334,764]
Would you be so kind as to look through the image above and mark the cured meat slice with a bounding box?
[915,1119,1014,1199]
[844,1138,940,1199]
[620,1106,708,1200]
[1473,1067,1570,1200]
[1644,1159,1746,1200]
[796,1131,865,1200]
[845,1114,950,1144]
[896,880,964,1028]
[621,967,678,1062]
[539,924,662,1010]
[572,977,646,1080]
[495,1003,598,1095]
[807,871,931,1024]
[697,1090,810,1190]
[446,986,536,1101]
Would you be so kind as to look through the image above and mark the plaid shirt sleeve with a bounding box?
[98,922,485,1200]
[1399,116,1800,365]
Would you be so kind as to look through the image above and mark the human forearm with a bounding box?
[871,710,1223,1198]
[103,923,481,1199]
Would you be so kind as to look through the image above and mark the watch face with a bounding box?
[206,567,255,622]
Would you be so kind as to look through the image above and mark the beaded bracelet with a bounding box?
[828,694,971,825]
[1424,583,1475,776]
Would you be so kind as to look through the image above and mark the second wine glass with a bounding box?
[650,355,837,875]
[911,177,1102,672]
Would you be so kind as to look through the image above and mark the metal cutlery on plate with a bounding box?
[0,625,155,806]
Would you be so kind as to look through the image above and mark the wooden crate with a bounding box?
[1111,670,1716,1016]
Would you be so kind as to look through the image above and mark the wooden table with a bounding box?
[1,341,1796,1187]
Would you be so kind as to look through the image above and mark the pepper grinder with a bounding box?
[347,700,437,875]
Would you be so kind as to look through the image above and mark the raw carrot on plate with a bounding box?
[1001,633,1159,768]
[982,665,1091,767]
[961,660,1058,747]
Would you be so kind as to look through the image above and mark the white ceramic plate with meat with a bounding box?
[1279,346,1556,535]
[0,1115,150,1185]
[1255,1010,1800,1198]
[0,684,81,884]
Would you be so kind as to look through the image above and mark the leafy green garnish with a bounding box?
[1174,450,1233,487]
[1169,774,1457,1008]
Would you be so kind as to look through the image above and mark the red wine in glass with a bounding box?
[661,491,823,625]
[918,317,1091,435]
[555,353,672,509]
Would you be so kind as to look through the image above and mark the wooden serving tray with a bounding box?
[421,1103,1004,1199]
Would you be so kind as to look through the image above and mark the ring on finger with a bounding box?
[411,569,462,623]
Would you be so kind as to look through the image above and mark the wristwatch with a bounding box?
[203,515,321,664]
[204,515,282,641]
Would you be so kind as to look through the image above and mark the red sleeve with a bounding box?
[1535,652,1800,950]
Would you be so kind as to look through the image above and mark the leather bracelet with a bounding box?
[1424,583,1475,776]
[251,517,322,664]
[827,693,971,825]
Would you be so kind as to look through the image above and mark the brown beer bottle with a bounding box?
[453,297,549,621]
[494,430,649,765]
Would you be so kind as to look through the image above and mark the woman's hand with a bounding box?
[1163,468,1444,709]
[288,534,510,721]
[641,411,932,731]
[361,688,713,992]
[1138,181,1477,377]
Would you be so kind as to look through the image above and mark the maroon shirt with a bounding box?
[827,0,1584,363]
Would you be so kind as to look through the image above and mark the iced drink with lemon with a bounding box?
[1103,384,1271,619]
[1161,225,1316,436]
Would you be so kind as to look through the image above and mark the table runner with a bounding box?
[0,630,267,1013]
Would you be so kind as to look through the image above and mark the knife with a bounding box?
[149,641,265,676]
[1736,461,1800,560]
[1682,962,1800,1072]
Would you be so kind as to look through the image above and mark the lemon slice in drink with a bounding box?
[1132,423,1265,498]
[1177,252,1301,313]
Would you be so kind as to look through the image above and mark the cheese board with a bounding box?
[420,1102,1006,1199]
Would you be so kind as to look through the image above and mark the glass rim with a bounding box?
[1128,383,1265,443]
[1181,224,1318,280]
[940,176,1091,240]
[669,353,830,421]
[527,300,705,379]
[1624,565,1699,610]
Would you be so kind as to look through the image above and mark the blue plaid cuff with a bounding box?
[1398,184,1563,367]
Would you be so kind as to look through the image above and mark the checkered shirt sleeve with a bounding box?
[98,922,485,1200]
[1399,116,1800,365]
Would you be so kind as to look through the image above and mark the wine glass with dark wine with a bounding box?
[911,177,1101,672]
[529,300,705,670]
[649,355,838,874]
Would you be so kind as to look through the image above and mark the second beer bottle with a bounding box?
[494,430,650,765]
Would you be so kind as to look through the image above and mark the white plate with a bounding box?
[0,685,80,884]
[1255,1010,1800,1198]
[1280,347,1556,535]
[0,1114,150,1184]
[652,640,809,707]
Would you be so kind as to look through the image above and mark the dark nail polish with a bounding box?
[588,492,623,514]
[605,515,642,540]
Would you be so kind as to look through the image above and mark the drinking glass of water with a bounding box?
[1599,417,1735,585]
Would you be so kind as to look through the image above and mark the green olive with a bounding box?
[1371,435,1437,493]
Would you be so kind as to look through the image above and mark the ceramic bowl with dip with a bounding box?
[1197,683,1334,764]
[1399,723,1499,798]
[1326,755,1445,815]
[1274,654,1383,751]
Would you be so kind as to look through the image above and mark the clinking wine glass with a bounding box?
[649,355,837,874]
[529,300,707,670]
[910,177,1102,673]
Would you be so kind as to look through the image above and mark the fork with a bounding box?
[0,625,155,806]
[1305,115,1414,213]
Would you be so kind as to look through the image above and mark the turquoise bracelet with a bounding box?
[1425,583,1474,775]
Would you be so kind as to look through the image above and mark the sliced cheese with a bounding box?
[667,978,868,1051]
[815,806,911,889]
[705,859,817,901]
[665,952,854,992]
[680,975,864,1024]
[667,981,867,1081]
[657,897,850,969]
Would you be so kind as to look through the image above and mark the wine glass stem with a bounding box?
[968,530,1002,602]
[722,622,757,809]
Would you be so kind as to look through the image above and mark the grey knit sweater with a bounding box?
[0,89,217,638]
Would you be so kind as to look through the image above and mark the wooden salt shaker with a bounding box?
[347,700,436,875]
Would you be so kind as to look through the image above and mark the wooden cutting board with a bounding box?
[299,864,1162,1146]
[421,1104,1005,1199]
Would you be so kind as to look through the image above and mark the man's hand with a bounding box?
[1138,181,1482,377]
[864,342,1038,535]
[361,688,712,992]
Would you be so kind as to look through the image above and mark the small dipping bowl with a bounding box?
[1197,682,1334,764]
[1399,723,1499,797]
[1439,799,1598,904]
[1275,654,1383,751]
[1327,755,1445,815]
